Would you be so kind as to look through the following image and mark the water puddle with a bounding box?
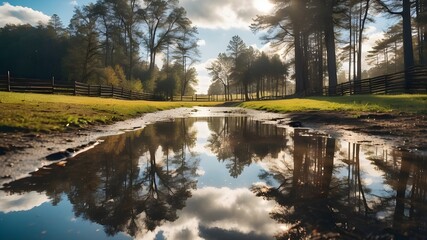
[1,115,426,239]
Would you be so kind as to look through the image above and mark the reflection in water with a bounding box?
[252,129,427,239]
[2,118,200,238]
[1,117,426,239]
[207,117,288,178]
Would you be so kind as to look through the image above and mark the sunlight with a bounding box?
[253,0,274,13]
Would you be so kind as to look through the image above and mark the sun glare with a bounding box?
[253,0,274,13]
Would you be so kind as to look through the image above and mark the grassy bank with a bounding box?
[0,92,220,132]
[239,94,427,114]
[1,92,426,132]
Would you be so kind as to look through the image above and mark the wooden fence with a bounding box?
[173,94,216,102]
[318,65,427,96]
[1,66,426,101]
[205,65,427,100]
[0,73,154,100]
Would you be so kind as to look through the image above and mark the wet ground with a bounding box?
[0,107,426,185]
[0,110,426,239]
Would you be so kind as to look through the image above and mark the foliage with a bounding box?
[0,24,68,80]
[207,36,289,101]
[0,0,199,97]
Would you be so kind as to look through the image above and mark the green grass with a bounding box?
[0,92,220,132]
[1,92,426,132]
[239,94,427,114]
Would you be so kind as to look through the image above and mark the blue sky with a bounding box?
[0,0,389,93]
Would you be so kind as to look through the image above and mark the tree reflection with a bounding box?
[252,128,427,239]
[2,117,427,239]
[2,119,199,237]
[207,117,288,178]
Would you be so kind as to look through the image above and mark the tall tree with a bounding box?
[321,0,339,95]
[48,14,65,36]
[106,0,141,79]
[235,46,257,101]
[269,54,289,97]
[65,4,102,82]
[415,0,427,64]
[207,53,234,100]
[226,35,247,98]
[377,0,415,69]
[252,0,311,96]
[0,24,67,80]
[140,0,193,74]
[172,25,200,97]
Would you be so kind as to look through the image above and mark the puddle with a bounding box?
[0,116,426,239]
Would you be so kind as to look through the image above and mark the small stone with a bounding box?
[288,121,303,127]
[56,161,67,167]
[7,163,14,167]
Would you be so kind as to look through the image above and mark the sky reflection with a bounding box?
[136,186,284,240]
[1,116,426,239]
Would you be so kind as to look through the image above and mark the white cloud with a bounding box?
[70,1,78,6]
[363,25,386,68]
[0,191,50,213]
[0,2,50,27]
[197,39,206,46]
[194,58,216,94]
[180,0,271,30]
[134,187,286,240]
[196,168,206,176]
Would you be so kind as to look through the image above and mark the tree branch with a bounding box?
[376,0,403,15]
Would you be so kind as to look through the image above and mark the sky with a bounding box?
[0,0,390,93]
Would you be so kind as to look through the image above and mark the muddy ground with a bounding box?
[1,107,426,186]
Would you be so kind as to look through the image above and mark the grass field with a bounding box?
[0,92,219,132]
[0,92,426,132]
[239,94,427,114]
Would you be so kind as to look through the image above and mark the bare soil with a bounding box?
[1,107,426,186]
[286,110,427,150]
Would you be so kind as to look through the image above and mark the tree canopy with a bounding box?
[0,0,199,97]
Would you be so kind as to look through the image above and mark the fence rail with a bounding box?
[0,74,154,100]
[318,66,427,96]
[1,66,426,101]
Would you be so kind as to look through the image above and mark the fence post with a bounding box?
[87,84,90,96]
[74,81,77,95]
[7,71,10,92]
[111,85,114,97]
[404,69,412,94]
[51,76,55,94]
[385,75,388,94]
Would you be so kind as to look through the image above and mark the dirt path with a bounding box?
[1,107,426,185]
[286,111,427,150]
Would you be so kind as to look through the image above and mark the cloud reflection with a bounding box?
[0,191,49,213]
[135,187,284,240]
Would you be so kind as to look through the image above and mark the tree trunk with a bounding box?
[324,0,338,96]
[356,0,370,93]
[292,0,307,96]
[402,0,415,69]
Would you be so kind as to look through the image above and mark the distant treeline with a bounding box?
[0,0,200,99]
[208,0,427,99]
